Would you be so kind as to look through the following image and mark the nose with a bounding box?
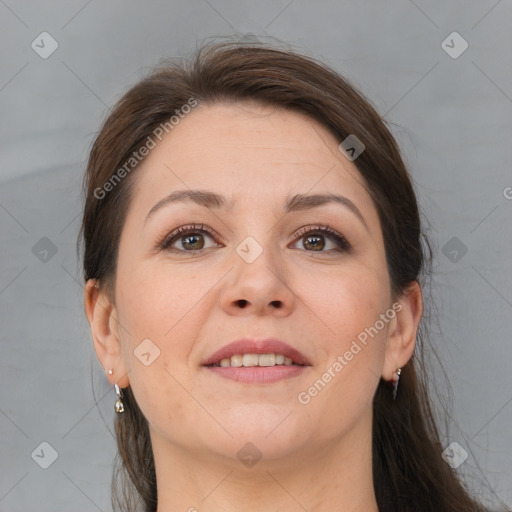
[219,244,295,317]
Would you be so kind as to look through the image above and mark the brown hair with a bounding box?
[79,40,489,511]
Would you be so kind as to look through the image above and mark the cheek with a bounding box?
[119,260,204,334]
[115,268,199,434]
[115,261,219,386]
[295,262,389,404]
[296,261,387,341]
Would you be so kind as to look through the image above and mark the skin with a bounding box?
[84,101,423,512]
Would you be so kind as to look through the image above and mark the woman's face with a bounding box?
[102,101,399,463]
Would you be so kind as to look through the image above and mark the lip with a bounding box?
[201,337,311,367]
[204,365,308,384]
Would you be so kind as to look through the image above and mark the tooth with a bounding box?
[230,354,243,367]
[259,353,276,366]
[242,354,259,367]
[214,353,292,367]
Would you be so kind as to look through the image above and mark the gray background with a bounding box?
[1,1,511,510]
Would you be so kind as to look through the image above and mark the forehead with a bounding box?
[129,101,378,225]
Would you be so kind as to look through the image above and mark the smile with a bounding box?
[206,353,303,368]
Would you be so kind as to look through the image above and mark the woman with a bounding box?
[80,41,490,511]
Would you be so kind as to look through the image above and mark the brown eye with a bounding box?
[291,225,352,253]
[177,233,206,250]
[160,225,220,253]
[302,234,326,251]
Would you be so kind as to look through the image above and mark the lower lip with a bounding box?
[203,365,308,383]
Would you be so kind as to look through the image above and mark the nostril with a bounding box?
[235,299,282,308]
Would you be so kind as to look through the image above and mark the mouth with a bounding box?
[201,338,311,383]
[204,353,305,368]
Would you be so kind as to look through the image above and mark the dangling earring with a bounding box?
[114,383,125,413]
[392,368,402,400]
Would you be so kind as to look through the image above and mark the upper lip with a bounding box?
[202,338,311,366]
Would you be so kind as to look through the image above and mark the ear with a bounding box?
[382,280,423,380]
[84,279,130,388]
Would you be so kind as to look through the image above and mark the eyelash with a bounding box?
[158,223,352,254]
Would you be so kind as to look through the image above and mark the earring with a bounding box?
[392,368,402,400]
[107,369,113,375]
[114,383,125,413]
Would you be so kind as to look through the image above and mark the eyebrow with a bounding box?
[145,189,369,231]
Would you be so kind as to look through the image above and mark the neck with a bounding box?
[153,412,378,512]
